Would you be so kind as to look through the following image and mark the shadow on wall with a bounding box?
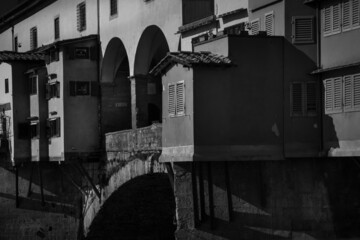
[85,173,176,240]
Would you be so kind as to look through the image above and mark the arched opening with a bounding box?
[101,38,131,134]
[133,26,169,128]
[85,173,176,240]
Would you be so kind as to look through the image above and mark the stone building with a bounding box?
[0,0,359,239]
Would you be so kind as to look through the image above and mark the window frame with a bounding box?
[168,80,185,117]
[30,26,37,50]
[54,16,60,40]
[47,117,60,138]
[110,0,118,18]
[30,121,40,139]
[77,2,86,32]
[251,18,260,35]
[29,75,37,95]
[292,16,315,44]
[264,11,274,36]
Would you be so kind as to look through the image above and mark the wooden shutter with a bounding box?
[291,83,303,116]
[324,7,332,35]
[265,12,274,36]
[354,74,360,108]
[343,0,352,30]
[324,79,334,113]
[333,4,341,33]
[333,77,343,111]
[251,19,260,35]
[292,16,314,44]
[176,81,185,115]
[306,82,317,115]
[343,75,353,110]
[168,84,175,116]
[353,0,360,26]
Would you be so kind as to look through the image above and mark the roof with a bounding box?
[0,51,44,62]
[311,61,360,74]
[150,51,232,76]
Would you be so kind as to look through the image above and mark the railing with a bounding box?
[105,123,162,153]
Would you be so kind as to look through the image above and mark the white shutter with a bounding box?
[251,19,260,35]
[354,74,360,108]
[265,12,274,36]
[333,77,343,111]
[343,75,353,110]
[292,16,314,44]
[176,81,185,115]
[353,0,360,26]
[333,4,342,33]
[324,79,334,113]
[343,0,352,30]
[324,7,332,35]
[168,84,175,116]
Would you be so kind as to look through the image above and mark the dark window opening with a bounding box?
[110,0,118,16]
[54,16,60,40]
[5,78,9,94]
[46,82,60,100]
[182,0,214,25]
[30,123,39,139]
[30,76,37,95]
[30,27,37,50]
[47,118,60,138]
[77,2,86,32]
[14,36,18,52]
[291,82,317,117]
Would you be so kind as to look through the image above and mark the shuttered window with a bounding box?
[46,82,60,100]
[343,0,352,30]
[265,12,274,36]
[324,74,360,114]
[291,82,317,117]
[30,27,37,50]
[168,84,176,116]
[110,0,117,16]
[251,19,260,35]
[333,3,342,32]
[77,2,86,32]
[54,16,60,40]
[47,118,60,138]
[168,81,185,117]
[292,16,315,44]
[353,0,360,26]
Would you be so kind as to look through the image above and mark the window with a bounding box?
[323,0,360,36]
[324,74,360,114]
[77,2,86,32]
[5,78,9,94]
[69,81,98,96]
[30,122,39,139]
[47,118,60,138]
[182,0,214,25]
[14,36,18,52]
[110,0,118,16]
[291,82,317,117]
[46,82,60,100]
[29,76,37,95]
[30,27,37,50]
[292,16,315,44]
[251,19,260,35]
[45,49,59,64]
[264,12,274,36]
[54,16,60,40]
[168,81,185,117]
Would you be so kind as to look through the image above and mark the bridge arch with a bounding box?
[132,25,169,128]
[101,37,131,133]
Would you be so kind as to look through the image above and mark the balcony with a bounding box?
[105,123,162,161]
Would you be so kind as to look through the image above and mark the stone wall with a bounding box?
[174,158,360,240]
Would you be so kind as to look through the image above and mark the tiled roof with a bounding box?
[150,51,232,76]
[0,51,44,62]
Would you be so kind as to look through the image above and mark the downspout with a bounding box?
[96,0,103,153]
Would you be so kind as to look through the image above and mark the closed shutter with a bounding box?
[333,77,343,111]
[168,84,175,116]
[251,19,260,35]
[110,0,117,16]
[45,84,51,100]
[354,74,360,108]
[343,75,353,110]
[324,79,334,113]
[176,81,185,115]
[46,120,51,138]
[54,17,60,40]
[324,7,332,35]
[333,4,341,32]
[306,82,317,115]
[343,0,352,30]
[56,82,60,98]
[353,0,360,26]
[292,16,314,44]
[291,83,303,116]
[30,27,37,50]
[265,12,274,36]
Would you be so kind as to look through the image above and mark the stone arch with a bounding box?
[85,173,176,240]
[133,25,170,128]
[101,37,131,133]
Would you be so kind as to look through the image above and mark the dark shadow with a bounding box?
[86,173,176,240]
[148,103,161,125]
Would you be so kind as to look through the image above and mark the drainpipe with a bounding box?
[96,0,103,152]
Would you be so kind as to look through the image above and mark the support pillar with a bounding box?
[129,74,150,129]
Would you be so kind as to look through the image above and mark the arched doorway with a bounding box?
[85,173,176,240]
[133,26,169,128]
[101,38,131,133]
